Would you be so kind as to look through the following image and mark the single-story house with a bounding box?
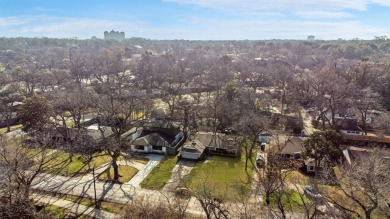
[180,139,206,160]
[180,132,239,160]
[342,146,371,166]
[0,112,19,128]
[336,119,363,136]
[259,131,272,144]
[305,158,325,173]
[127,119,184,155]
[47,124,112,142]
[269,136,304,160]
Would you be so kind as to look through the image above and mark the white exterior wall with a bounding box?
[181,152,200,160]
[131,145,149,152]
[341,130,363,136]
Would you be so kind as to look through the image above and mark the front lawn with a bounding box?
[0,124,23,134]
[185,152,254,201]
[266,189,312,213]
[133,156,149,165]
[38,150,123,177]
[140,155,178,189]
[284,170,310,185]
[98,165,138,183]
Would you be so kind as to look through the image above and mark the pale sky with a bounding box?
[0,0,390,40]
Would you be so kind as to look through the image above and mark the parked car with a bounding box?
[304,186,323,200]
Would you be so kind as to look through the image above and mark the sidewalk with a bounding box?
[32,172,206,217]
[32,193,120,219]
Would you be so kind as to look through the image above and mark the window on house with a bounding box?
[135,145,144,150]
[309,166,314,171]
[152,145,163,151]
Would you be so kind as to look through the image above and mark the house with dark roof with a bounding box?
[342,146,371,166]
[127,119,184,155]
[180,132,239,160]
[269,136,304,160]
[181,139,206,160]
[259,131,272,143]
[37,124,113,152]
[336,119,363,136]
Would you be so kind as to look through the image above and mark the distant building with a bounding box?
[104,30,125,41]
[307,35,315,41]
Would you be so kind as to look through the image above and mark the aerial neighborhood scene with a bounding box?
[1,0,390,219]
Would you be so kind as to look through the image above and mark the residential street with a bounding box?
[32,193,120,219]
[30,154,207,217]
[32,172,206,216]
[300,109,318,135]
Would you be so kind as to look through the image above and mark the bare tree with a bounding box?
[239,110,269,171]
[191,181,230,219]
[352,88,381,135]
[0,73,22,132]
[322,148,390,219]
[122,195,189,219]
[0,135,63,218]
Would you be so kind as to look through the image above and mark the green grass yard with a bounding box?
[98,165,138,183]
[185,152,255,201]
[0,124,23,134]
[140,155,178,189]
[38,150,124,177]
[284,170,310,185]
[266,189,312,212]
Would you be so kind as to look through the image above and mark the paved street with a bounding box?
[300,109,318,135]
[32,193,119,219]
[32,172,206,217]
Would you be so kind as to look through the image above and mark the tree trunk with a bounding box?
[365,211,371,219]
[112,150,120,182]
[244,146,249,171]
[265,193,271,205]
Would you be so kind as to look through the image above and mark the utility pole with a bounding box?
[92,165,97,207]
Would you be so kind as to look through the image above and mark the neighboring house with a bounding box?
[181,139,206,160]
[269,136,304,160]
[336,119,363,136]
[45,124,113,144]
[305,158,325,173]
[150,108,171,120]
[0,112,19,128]
[259,131,272,144]
[342,146,371,167]
[180,132,239,160]
[128,119,184,155]
[0,101,23,128]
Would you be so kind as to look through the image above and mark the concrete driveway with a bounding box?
[125,154,164,187]
[163,159,196,191]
